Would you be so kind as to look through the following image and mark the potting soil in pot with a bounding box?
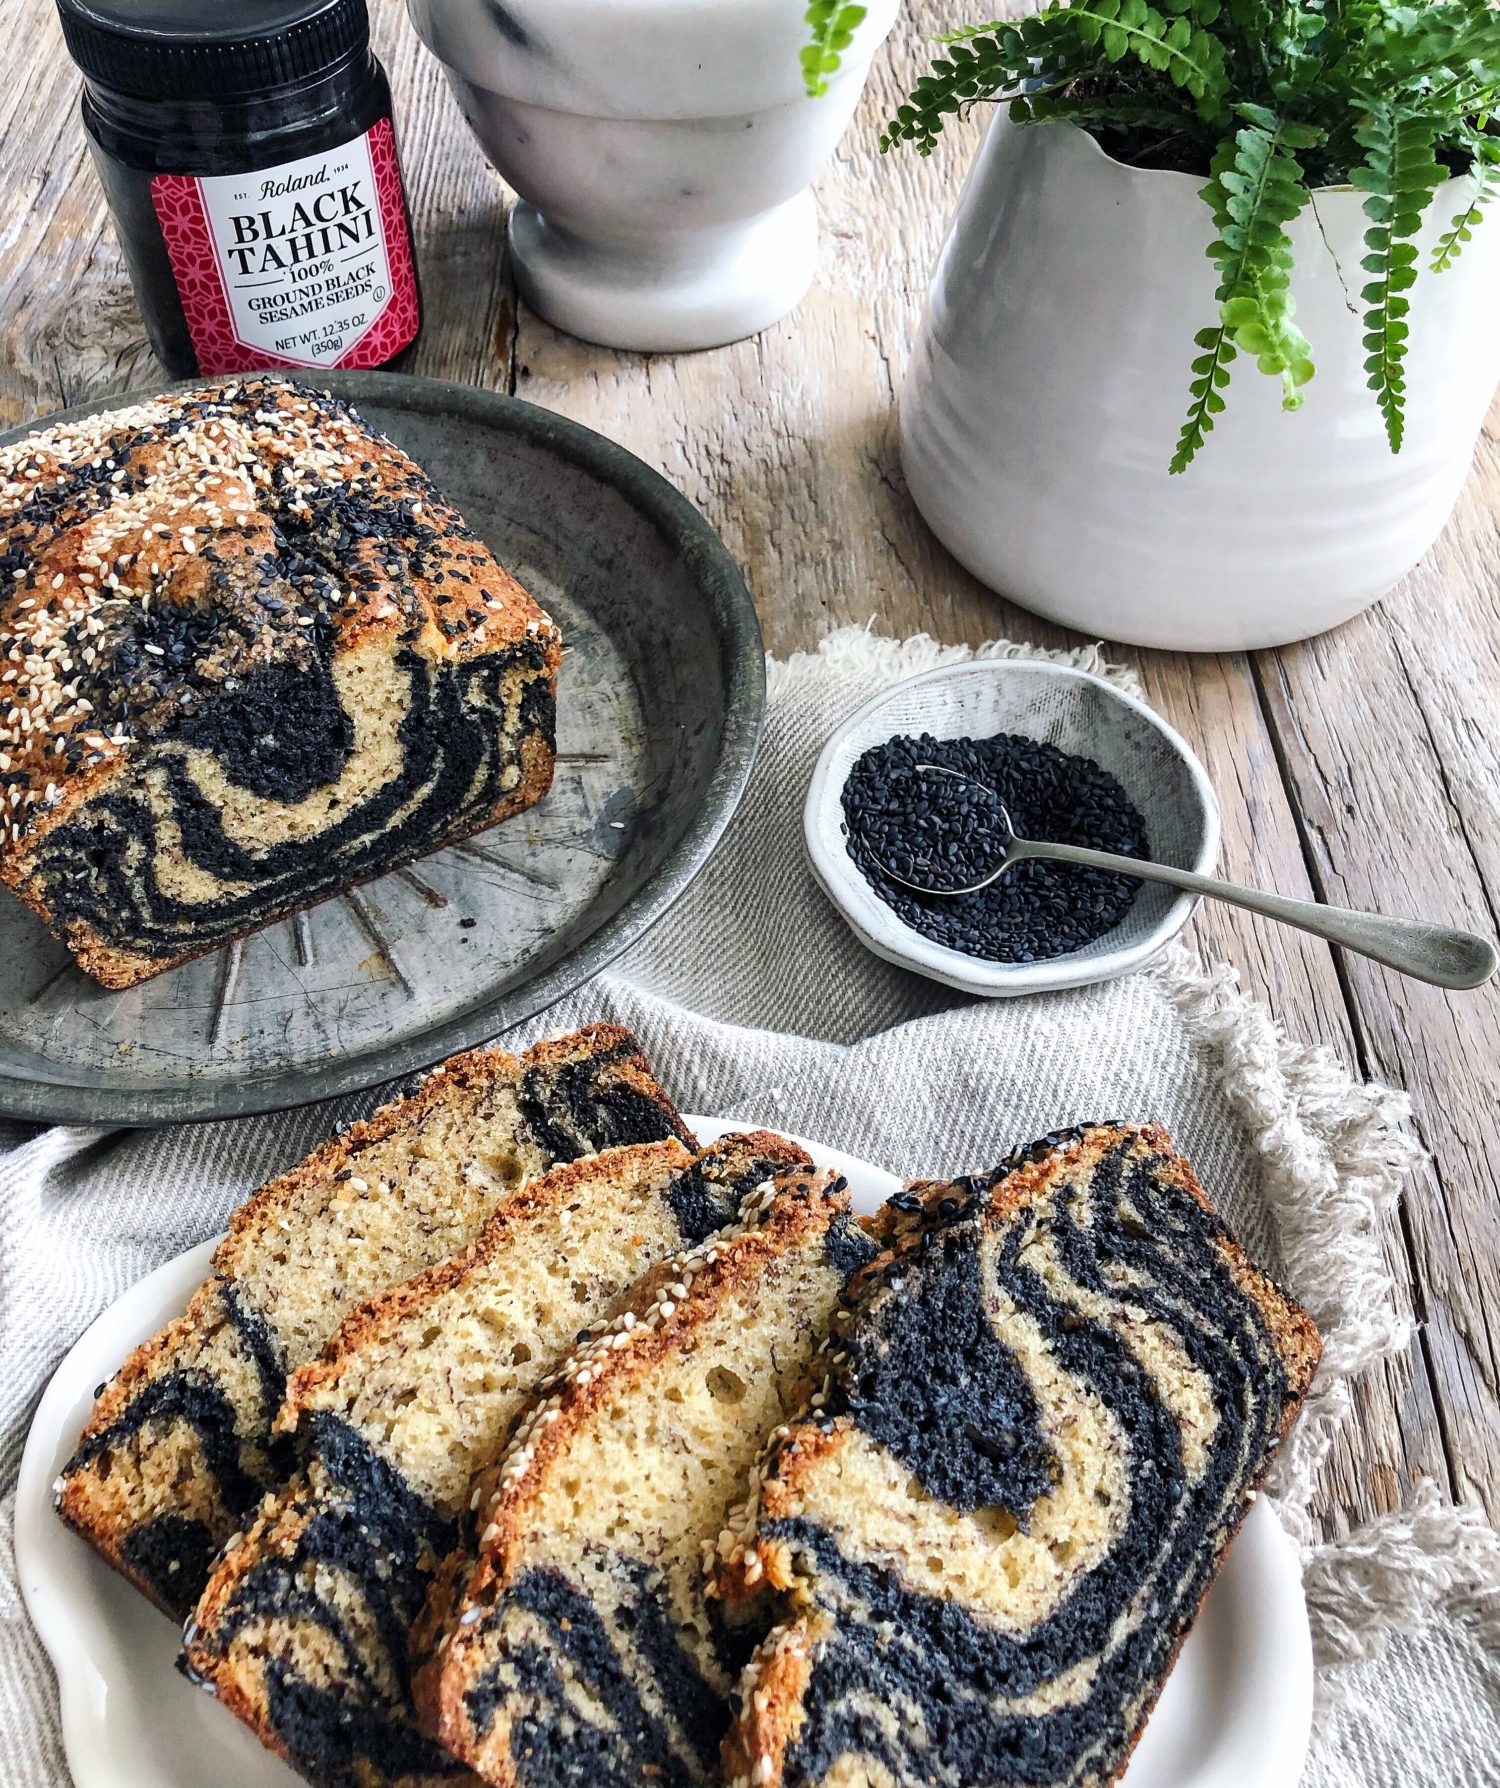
[840,730,1147,961]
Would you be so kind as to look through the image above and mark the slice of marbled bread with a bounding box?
[720,1122,1321,1788]
[180,1132,812,1788]
[419,1166,880,1788]
[0,376,561,988]
[56,1025,691,1620]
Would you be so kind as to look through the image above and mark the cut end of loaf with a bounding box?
[720,1122,1319,1788]
[0,376,560,987]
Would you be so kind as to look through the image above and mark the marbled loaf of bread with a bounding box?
[0,376,559,987]
[56,1025,690,1620]
[421,1167,880,1788]
[720,1123,1321,1788]
[182,1131,813,1788]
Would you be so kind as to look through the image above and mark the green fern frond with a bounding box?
[1431,161,1496,270]
[1172,324,1239,472]
[1172,114,1317,471]
[1368,1,1500,94]
[1069,0,1231,111]
[880,27,1038,152]
[938,17,1011,43]
[801,0,869,98]
[1352,104,1446,451]
[882,0,1500,465]
[884,0,1231,151]
[1014,90,1197,138]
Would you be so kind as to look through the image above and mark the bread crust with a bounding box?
[181,1131,813,1788]
[420,1167,853,1775]
[889,1123,1321,1396]
[469,1171,846,1589]
[57,1025,691,1617]
[720,1615,819,1788]
[281,1127,808,1422]
[278,1137,698,1426]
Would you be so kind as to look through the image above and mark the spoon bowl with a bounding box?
[858,765,1497,992]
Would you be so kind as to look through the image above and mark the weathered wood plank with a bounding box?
[1258,425,1500,1521]
[1123,652,1456,1538]
[0,8,156,422]
[375,13,516,390]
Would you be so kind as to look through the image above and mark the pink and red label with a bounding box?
[152,117,418,375]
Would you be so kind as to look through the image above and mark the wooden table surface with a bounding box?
[3,0,1497,1545]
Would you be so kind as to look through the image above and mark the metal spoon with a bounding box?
[867,764,1497,992]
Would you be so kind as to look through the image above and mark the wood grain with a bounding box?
[1,0,1495,1537]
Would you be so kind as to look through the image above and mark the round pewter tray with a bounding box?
[0,373,764,1125]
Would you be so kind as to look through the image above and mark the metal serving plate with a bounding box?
[0,373,764,1124]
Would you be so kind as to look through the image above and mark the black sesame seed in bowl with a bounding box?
[840,731,1149,963]
[803,659,1219,998]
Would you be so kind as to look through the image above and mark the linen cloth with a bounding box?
[1,626,1496,1786]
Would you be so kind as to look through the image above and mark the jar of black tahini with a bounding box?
[55,0,422,378]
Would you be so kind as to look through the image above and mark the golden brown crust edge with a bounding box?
[721,1615,820,1788]
[0,377,553,833]
[284,1127,806,1416]
[401,1130,817,1719]
[54,1042,520,1602]
[188,1136,814,1788]
[278,1136,698,1423]
[52,1288,230,1617]
[875,1123,1320,1397]
[67,1020,676,1448]
[180,1484,478,1788]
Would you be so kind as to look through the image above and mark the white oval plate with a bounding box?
[17,1116,1310,1788]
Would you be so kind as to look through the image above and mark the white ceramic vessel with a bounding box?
[900,118,1500,651]
[409,0,898,351]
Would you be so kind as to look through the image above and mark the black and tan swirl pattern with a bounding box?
[58,1275,289,1618]
[436,1174,879,1788]
[27,631,554,967]
[185,1416,472,1788]
[181,1137,808,1788]
[459,1555,738,1788]
[1,377,560,987]
[56,1032,693,1625]
[728,1123,1320,1788]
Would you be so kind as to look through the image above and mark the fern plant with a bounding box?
[824,0,1500,469]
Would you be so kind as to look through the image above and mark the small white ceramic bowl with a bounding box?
[804,660,1220,996]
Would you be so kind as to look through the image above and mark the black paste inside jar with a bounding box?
[841,731,1149,963]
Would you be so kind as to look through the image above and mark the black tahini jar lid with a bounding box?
[55,0,370,102]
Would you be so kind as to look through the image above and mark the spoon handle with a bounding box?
[1019,840,1498,991]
